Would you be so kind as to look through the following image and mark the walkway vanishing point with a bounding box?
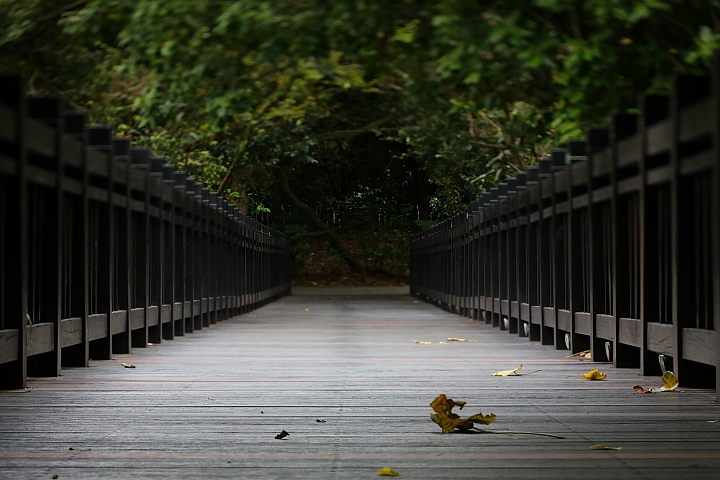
[1,291,719,479]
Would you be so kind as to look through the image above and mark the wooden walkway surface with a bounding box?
[1,294,719,479]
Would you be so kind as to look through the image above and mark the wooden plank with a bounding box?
[60,318,83,348]
[574,312,591,336]
[24,118,55,157]
[510,301,519,319]
[682,328,717,366]
[543,307,555,328]
[161,305,172,324]
[110,311,127,336]
[647,165,671,186]
[679,98,711,143]
[130,308,145,331]
[147,306,159,327]
[531,305,542,325]
[646,119,670,156]
[88,314,107,342]
[595,314,614,341]
[618,318,641,348]
[647,322,673,354]
[520,303,530,321]
[0,329,19,364]
[26,323,54,357]
[557,309,571,331]
[1,295,718,479]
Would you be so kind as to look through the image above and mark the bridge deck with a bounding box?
[1,294,719,479]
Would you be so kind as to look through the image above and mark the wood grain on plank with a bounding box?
[1,294,718,479]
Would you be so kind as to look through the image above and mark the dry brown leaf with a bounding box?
[414,341,432,345]
[446,337,476,342]
[316,419,326,423]
[429,394,496,434]
[376,467,401,476]
[633,385,654,394]
[120,363,135,369]
[589,444,622,450]
[202,397,214,401]
[275,430,289,440]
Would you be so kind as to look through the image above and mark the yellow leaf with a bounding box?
[563,350,591,359]
[659,371,679,391]
[581,369,606,380]
[491,364,542,377]
[447,337,476,342]
[429,394,496,434]
[492,365,522,376]
[439,341,447,345]
[376,467,401,476]
[414,341,432,344]
[589,444,622,450]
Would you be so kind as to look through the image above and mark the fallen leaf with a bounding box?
[275,430,289,440]
[439,342,447,345]
[202,397,214,401]
[52,475,59,479]
[564,350,591,359]
[589,444,623,450]
[567,369,606,380]
[583,369,607,380]
[633,385,654,394]
[707,420,718,423]
[491,364,542,377]
[658,371,679,391]
[446,338,476,342]
[430,394,496,434]
[414,341,432,344]
[376,467,401,476]
[147,342,153,346]
[316,419,326,423]
[120,363,135,369]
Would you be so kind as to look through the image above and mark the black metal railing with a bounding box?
[411,70,720,395]
[0,77,291,390]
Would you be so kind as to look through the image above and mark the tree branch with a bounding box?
[276,167,363,272]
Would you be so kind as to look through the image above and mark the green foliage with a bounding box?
[2,0,719,275]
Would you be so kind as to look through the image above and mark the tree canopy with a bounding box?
[2,0,718,281]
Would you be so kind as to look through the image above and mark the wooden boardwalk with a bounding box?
[1,294,719,479]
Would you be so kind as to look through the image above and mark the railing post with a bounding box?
[0,76,29,389]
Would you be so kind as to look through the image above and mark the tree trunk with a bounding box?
[276,167,363,273]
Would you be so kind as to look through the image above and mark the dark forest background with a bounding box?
[3,0,719,284]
